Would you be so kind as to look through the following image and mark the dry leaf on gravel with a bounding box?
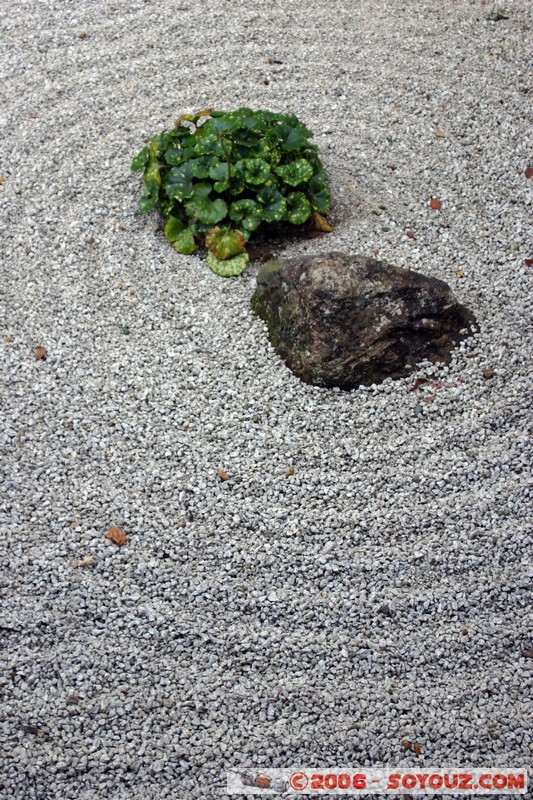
[106,527,128,546]
[22,724,46,737]
[410,377,428,391]
[34,346,47,360]
[310,212,335,232]
[429,197,442,210]
[217,469,229,482]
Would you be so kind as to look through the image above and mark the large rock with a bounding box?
[251,252,476,389]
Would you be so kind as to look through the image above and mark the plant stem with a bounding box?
[217,133,234,206]
[218,134,232,187]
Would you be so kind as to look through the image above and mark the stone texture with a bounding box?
[251,252,476,388]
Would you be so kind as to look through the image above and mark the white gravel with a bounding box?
[1,1,532,798]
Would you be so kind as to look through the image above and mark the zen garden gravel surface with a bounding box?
[1,1,532,798]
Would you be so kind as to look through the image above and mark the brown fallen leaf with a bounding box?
[429,197,442,210]
[0,176,5,185]
[525,166,533,179]
[483,368,495,379]
[406,230,415,239]
[306,228,325,239]
[34,346,47,361]
[521,648,533,659]
[217,469,229,482]
[434,129,445,138]
[22,724,46,737]
[310,212,335,232]
[524,258,533,267]
[106,527,128,546]
[410,377,428,391]
[285,466,295,477]
[401,739,412,751]
[413,742,422,756]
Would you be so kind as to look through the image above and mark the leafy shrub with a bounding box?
[131,107,333,276]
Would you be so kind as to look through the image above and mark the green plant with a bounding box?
[487,2,507,20]
[131,107,333,276]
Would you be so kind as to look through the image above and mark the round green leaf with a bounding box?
[256,186,286,223]
[138,182,158,213]
[172,228,197,255]
[164,148,184,166]
[209,161,231,192]
[253,139,274,160]
[274,158,313,187]
[205,115,241,135]
[193,130,229,158]
[228,199,262,231]
[307,171,331,212]
[242,158,270,185]
[207,251,249,277]
[185,184,228,225]
[163,215,184,242]
[190,155,218,178]
[286,192,312,225]
[228,161,245,195]
[269,122,311,152]
[131,146,149,172]
[145,157,162,187]
[309,187,330,212]
[205,227,246,260]
[165,162,194,201]
[189,218,211,236]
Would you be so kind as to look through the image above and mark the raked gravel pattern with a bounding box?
[1,1,532,798]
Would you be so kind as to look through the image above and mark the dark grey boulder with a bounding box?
[251,252,476,389]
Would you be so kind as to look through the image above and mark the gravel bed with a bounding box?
[1,1,532,798]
